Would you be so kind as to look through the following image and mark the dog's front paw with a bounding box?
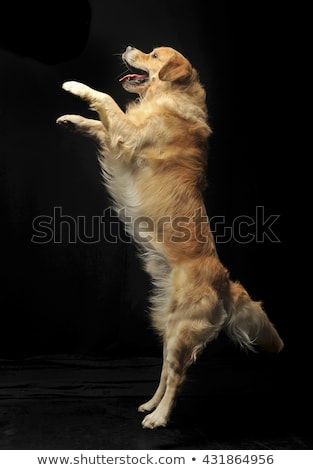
[56,114,81,131]
[62,81,90,98]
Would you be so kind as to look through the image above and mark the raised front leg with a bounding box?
[60,81,165,162]
[62,81,130,133]
[56,114,107,146]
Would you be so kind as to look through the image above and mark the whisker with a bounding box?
[112,44,128,57]
[115,68,129,81]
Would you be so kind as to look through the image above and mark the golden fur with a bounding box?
[57,46,284,429]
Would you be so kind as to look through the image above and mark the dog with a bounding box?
[56,46,284,429]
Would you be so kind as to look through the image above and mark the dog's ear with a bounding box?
[159,54,192,82]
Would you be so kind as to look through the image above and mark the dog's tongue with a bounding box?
[119,73,147,83]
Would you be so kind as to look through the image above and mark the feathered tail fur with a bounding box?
[224,281,284,353]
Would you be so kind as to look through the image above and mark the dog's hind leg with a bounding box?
[138,342,168,413]
[141,297,226,429]
[138,253,174,414]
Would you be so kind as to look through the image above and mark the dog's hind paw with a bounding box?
[141,411,168,429]
[138,400,157,413]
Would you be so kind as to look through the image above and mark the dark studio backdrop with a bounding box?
[0,1,298,363]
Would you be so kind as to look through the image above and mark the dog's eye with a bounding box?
[151,52,158,58]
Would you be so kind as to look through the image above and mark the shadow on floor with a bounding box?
[0,348,311,450]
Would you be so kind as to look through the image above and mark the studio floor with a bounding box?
[0,346,311,450]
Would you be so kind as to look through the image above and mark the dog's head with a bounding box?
[119,46,194,96]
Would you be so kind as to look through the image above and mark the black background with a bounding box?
[0,0,296,361]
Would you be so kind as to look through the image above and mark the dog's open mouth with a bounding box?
[119,64,149,85]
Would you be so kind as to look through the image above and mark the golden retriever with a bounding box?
[56,46,284,429]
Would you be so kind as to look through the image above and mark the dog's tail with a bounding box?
[224,281,284,353]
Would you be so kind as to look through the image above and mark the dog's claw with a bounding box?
[141,413,167,429]
[56,117,76,131]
